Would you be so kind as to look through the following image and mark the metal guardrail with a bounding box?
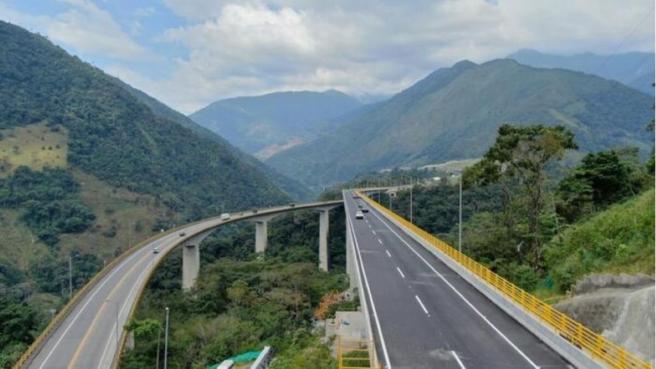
[357,191,652,369]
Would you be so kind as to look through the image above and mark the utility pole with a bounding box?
[68,255,73,298]
[458,174,463,253]
[163,307,170,369]
[410,179,414,223]
[155,325,161,369]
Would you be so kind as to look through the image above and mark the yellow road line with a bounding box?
[67,249,153,369]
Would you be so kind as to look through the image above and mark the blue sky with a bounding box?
[1,0,654,113]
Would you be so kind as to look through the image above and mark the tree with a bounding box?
[465,124,577,269]
[556,149,645,221]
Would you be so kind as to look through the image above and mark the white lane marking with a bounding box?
[372,229,377,235]
[36,243,153,369]
[385,250,392,258]
[396,267,405,279]
[451,351,466,369]
[415,295,430,316]
[98,254,160,368]
[377,238,383,245]
[370,209,541,369]
[346,199,392,369]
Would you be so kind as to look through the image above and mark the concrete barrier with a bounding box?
[374,203,605,369]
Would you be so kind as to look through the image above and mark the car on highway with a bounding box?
[355,210,364,219]
[221,213,231,220]
[179,232,186,237]
[362,208,369,213]
[152,246,160,254]
[289,203,296,207]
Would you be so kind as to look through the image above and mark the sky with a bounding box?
[1,0,654,114]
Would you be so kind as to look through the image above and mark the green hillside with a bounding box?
[190,90,361,158]
[545,189,655,291]
[267,59,653,190]
[0,20,289,217]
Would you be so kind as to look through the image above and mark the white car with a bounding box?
[355,211,364,219]
[152,246,160,254]
[221,213,231,221]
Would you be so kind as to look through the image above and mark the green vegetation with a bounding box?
[0,122,68,176]
[0,20,289,218]
[121,210,347,369]
[268,59,653,189]
[545,189,655,291]
[0,167,94,246]
[374,125,654,295]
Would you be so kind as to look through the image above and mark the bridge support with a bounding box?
[182,231,212,290]
[317,205,339,272]
[251,214,278,253]
[345,217,357,288]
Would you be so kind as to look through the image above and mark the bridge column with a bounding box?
[251,214,278,253]
[182,230,212,290]
[317,205,339,271]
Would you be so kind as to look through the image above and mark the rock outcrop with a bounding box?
[555,274,655,365]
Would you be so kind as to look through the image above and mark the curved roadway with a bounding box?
[24,201,342,369]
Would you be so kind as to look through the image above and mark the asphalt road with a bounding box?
[25,201,341,369]
[344,191,573,369]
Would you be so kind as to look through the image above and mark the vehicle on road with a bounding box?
[179,232,186,237]
[362,208,369,213]
[221,213,231,220]
[355,210,364,219]
[252,209,259,214]
[289,203,296,207]
[152,246,160,254]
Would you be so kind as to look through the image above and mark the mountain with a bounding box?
[267,59,654,190]
[189,90,362,158]
[0,20,291,219]
[113,78,313,200]
[509,49,655,95]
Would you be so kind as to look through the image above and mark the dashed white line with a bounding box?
[372,229,377,235]
[451,351,466,369]
[385,250,392,258]
[396,267,405,279]
[415,295,430,316]
[377,238,383,245]
[370,209,541,369]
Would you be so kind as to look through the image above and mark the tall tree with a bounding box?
[466,124,577,269]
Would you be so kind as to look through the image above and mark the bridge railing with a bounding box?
[357,191,652,369]
[337,338,381,369]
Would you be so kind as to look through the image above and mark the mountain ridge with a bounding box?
[267,58,653,190]
[190,89,362,158]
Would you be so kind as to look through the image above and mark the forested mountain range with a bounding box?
[508,49,655,95]
[190,90,362,159]
[267,59,653,190]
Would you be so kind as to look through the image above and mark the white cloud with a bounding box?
[1,0,153,61]
[149,0,654,113]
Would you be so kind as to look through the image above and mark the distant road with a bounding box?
[23,201,342,369]
[344,191,571,368]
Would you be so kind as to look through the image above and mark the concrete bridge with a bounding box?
[14,200,343,369]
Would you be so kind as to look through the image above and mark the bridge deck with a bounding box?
[345,191,571,369]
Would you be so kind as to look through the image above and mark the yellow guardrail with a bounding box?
[10,218,210,369]
[357,191,652,369]
[337,338,381,369]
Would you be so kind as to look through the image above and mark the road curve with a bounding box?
[344,191,571,369]
[23,201,342,369]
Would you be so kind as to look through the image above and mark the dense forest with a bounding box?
[0,21,290,218]
[371,124,654,298]
[120,209,349,369]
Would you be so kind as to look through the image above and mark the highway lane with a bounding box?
[24,200,342,369]
[345,191,572,369]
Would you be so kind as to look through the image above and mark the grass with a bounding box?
[0,209,50,270]
[57,170,181,261]
[0,122,67,177]
[545,188,655,292]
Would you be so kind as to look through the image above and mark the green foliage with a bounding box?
[466,124,577,269]
[0,297,37,369]
[0,167,94,245]
[0,21,289,219]
[556,149,648,221]
[545,189,655,292]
